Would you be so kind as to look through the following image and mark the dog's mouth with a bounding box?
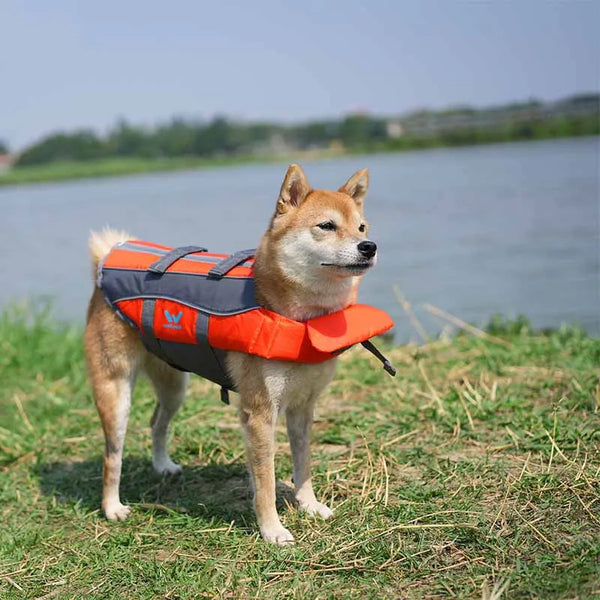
[321,262,373,273]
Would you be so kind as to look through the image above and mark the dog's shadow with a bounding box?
[37,457,296,528]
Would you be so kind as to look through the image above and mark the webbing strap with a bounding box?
[148,245,208,274]
[208,249,256,279]
[220,387,230,405]
[361,340,396,377]
[141,299,165,358]
[141,299,155,336]
[197,311,232,404]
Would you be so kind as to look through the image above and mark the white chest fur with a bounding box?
[226,352,338,413]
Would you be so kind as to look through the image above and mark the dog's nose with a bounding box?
[357,240,377,259]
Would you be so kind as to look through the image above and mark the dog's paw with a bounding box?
[260,524,295,546]
[298,500,334,520]
[153,458,183,476]
[104,502,132,521]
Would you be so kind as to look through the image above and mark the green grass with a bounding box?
[0,156,280,186]
[1,306,599,599]
[0,149,344,187]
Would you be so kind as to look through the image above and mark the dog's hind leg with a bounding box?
[145,356,188,476]
[286,400,334,519]
[85,291,143,521]
[91,370,136,521]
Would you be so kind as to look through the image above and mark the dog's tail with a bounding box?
[88,228,134,280]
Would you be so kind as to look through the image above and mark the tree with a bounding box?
[193,116,242,156]
[155,118,197,156]
[16,130,106,166]
[107,119,157,158]
[340,115,386,148]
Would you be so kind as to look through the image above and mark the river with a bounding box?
[1,137,598,340]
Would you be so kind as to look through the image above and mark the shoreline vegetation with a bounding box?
[1,133,597,187]
[1,306,598,597]
[1,93,598,187]
[0,153,295,187]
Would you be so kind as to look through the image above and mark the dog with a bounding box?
[84,164,377,545]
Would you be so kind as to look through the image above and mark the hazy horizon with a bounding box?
[2,0,598,150]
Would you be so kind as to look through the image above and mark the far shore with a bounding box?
[1,134,598,187]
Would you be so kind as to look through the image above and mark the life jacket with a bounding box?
[98,240,396,403]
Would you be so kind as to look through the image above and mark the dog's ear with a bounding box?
[276,164,311,214]
[339,169,369,208]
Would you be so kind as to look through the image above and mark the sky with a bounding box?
[1,0,598,150]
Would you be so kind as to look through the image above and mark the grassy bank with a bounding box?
[0,149,344,187]
[0,155,284,187]
[1,308,599,598]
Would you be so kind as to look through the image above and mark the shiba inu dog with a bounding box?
[85,164,378,545]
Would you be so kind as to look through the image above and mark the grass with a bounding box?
[0,306,599,599]
[0,149,343,187]
[0,156,273,186]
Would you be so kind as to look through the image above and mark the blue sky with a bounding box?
[2,0,598,150]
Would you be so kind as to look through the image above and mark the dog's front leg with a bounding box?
[286,401,334,519]
[240,403,295,545]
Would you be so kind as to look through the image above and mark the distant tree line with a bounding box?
[13,94,599,167]
[385,114,599,152]
[15,115,390,166]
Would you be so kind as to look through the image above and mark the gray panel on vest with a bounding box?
[154,339,235,391]
[101,268,258,316]
[137,304,235,390]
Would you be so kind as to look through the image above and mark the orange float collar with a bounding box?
[98,240,396,403]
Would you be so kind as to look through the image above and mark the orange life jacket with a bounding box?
[99,240,395,402]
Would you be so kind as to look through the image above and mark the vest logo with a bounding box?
[163,309,183,330]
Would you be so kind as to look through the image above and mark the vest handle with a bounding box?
[208,249,256,279]
[148,245,208,274]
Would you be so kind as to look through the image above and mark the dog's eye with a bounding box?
[317,221,336,231]
[358,223,366,233]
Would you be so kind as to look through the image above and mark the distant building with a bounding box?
[252,133,294,156]
[386,120,404,139]
[0,153,15,174]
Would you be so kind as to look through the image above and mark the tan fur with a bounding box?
[85,164,375,544]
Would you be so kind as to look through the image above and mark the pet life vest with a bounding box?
[98,240,396,403]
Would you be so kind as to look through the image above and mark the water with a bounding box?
[1,137,598,340]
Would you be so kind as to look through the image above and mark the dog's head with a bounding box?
[268,164,376,287]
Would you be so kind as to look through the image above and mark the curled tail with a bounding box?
[88,228,134,280]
